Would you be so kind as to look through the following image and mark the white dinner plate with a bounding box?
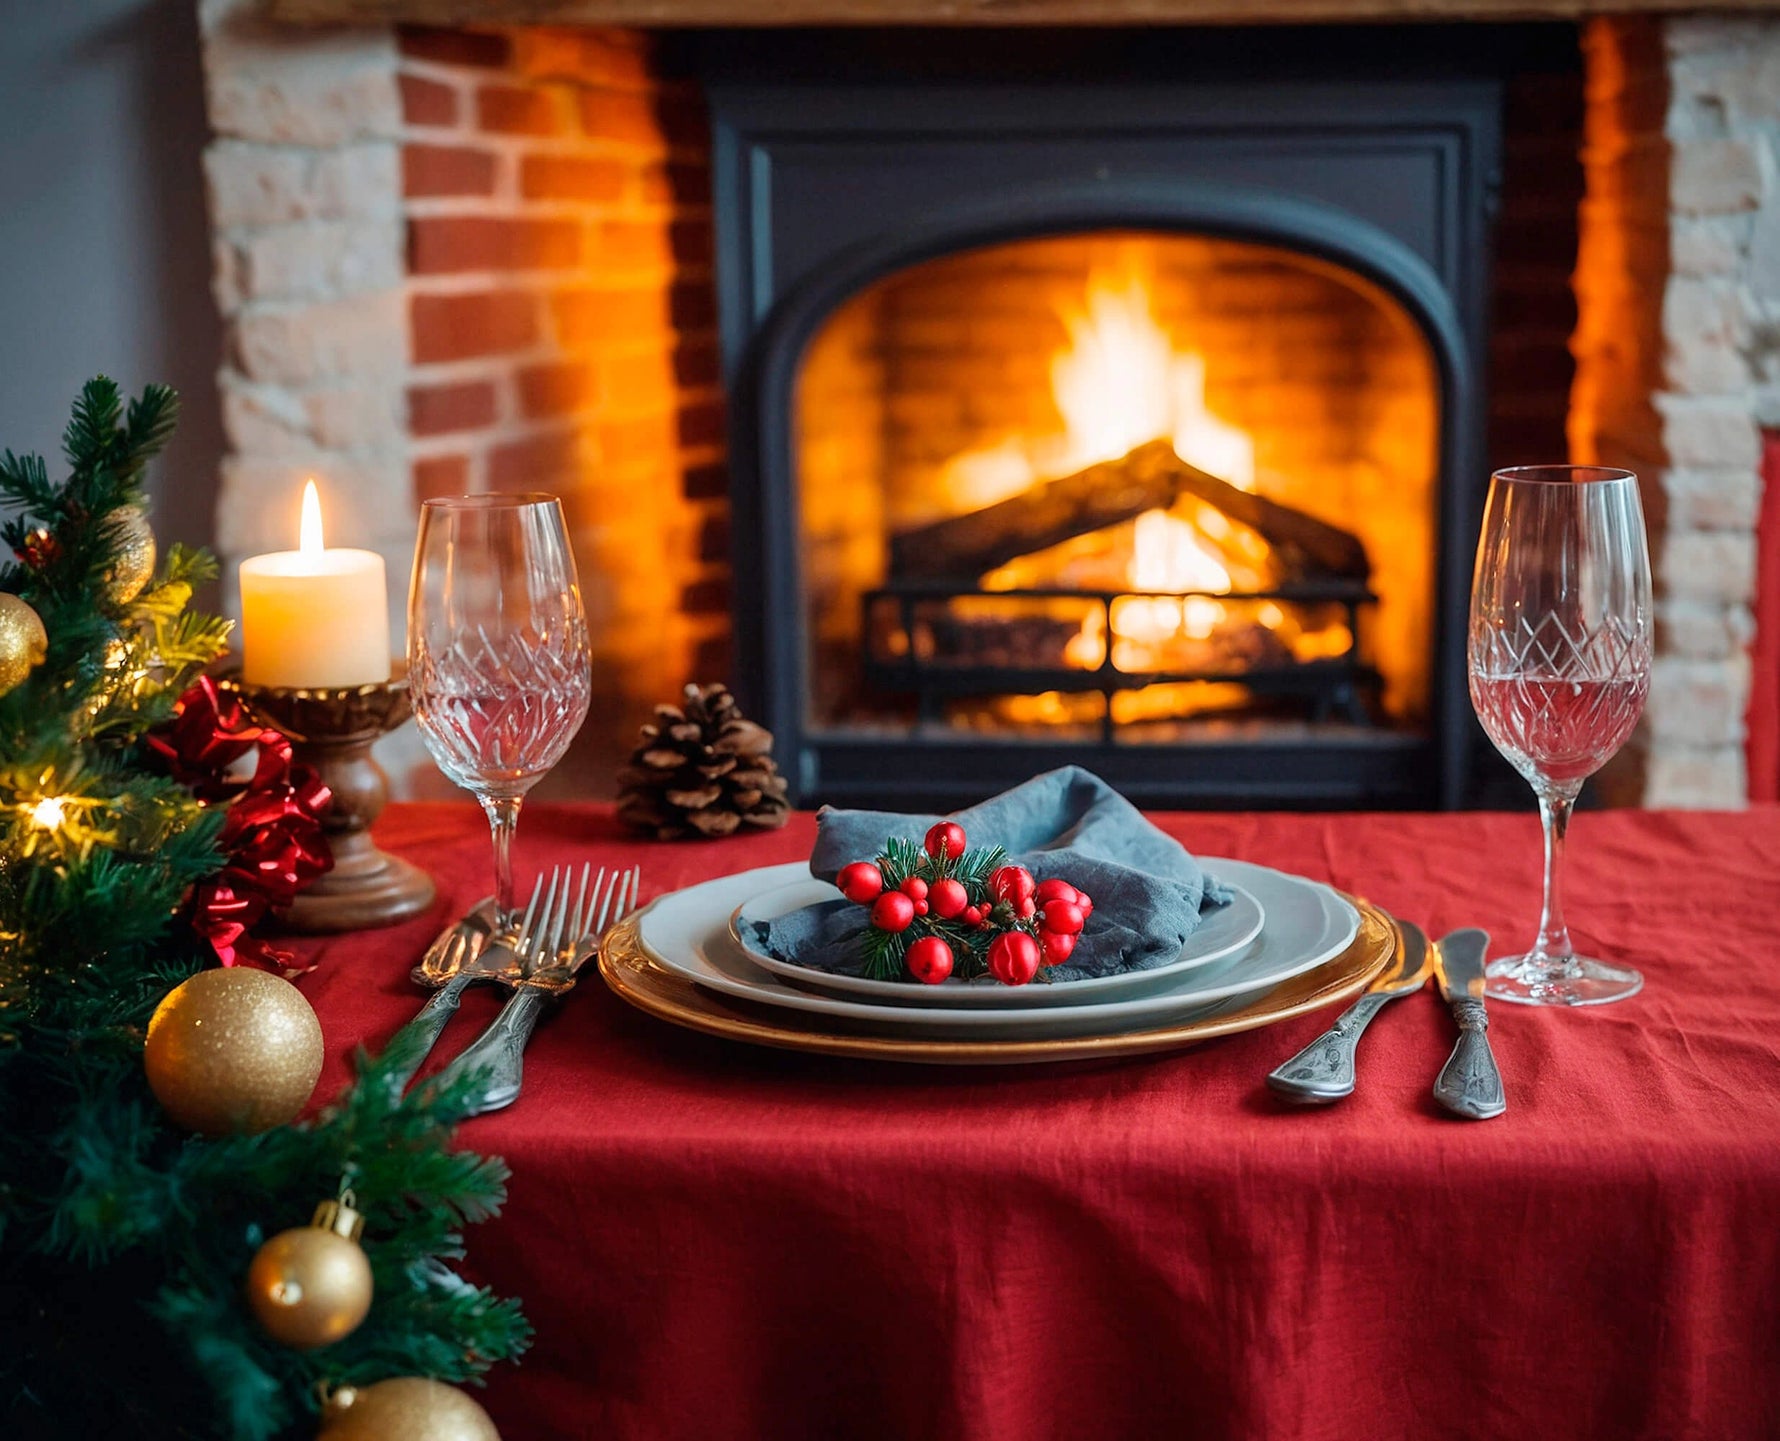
[635,860,1359,1041]
[728,878,1264,1007]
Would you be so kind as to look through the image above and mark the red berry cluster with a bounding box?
[835,821,1093,987]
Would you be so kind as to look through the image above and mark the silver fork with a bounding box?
[430,865,641,1113]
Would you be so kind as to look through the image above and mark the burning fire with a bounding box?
[963,250,1352,717]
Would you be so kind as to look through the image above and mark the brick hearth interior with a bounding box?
[199,6,1780,807]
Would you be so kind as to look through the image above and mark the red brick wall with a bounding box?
[396,25,725,790]
[1490,48,1586,468]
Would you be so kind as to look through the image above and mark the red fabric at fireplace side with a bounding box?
[1748,430,1780,802]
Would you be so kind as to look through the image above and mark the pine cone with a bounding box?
[616,683,792,839]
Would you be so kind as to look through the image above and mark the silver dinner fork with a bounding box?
[430,864,642,1114]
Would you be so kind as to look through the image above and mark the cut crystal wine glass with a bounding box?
[1468,465,1652,1006]
[408,494,591,928]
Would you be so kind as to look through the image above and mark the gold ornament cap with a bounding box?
[311,1197,365,1243]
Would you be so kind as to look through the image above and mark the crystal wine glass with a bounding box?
[1468,465,1652,1006]
[408,494,591,928]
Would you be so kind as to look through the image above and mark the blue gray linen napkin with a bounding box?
[749,766,1231,983]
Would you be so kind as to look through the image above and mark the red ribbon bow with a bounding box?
[149,677,333,974]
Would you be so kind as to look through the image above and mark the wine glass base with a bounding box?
[1484,954,1643,1007]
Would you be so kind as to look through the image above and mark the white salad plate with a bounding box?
[634,859,1359,1041]
[728,878,1264,1008]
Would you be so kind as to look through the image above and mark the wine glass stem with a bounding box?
[481,794,523,930]
[1532,790,1578,965]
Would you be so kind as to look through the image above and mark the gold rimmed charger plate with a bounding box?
[598,896,1398,1065]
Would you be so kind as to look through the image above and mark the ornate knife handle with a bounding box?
[1433,997,1507,1120]
[1266,990,1396,1103]
[432,986,551,1116]
[383,974,471,1093]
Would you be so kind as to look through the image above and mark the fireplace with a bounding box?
[815,236,1435,738]
[202,8,1780,811]
[702,29,1502,808]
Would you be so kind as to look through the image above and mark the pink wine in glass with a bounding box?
[1468,671,1650,787]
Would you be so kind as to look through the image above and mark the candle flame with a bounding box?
[299,481,325,556]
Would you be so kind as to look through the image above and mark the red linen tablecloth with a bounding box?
[294,805,1780,1441]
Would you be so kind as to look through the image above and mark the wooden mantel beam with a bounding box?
[272,0,1780,27]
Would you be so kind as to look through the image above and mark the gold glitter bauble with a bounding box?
[247,1198,373,1350]
[101,505,156,603]
[319,1378,501,1441]
[0,593,47,697]
[143,968,323,1135]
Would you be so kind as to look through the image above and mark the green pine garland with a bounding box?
[0,380,529,1438]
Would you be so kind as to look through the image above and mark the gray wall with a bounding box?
[0,0,222,550]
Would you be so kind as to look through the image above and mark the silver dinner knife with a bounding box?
[1431,928,1507,1120]
[1266,919,1433,1103]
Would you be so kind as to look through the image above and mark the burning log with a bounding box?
[888,438,1369,584]
[888,439,1184,582]
[1167,456,1370,583]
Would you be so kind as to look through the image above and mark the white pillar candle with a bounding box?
[239,481,390,689]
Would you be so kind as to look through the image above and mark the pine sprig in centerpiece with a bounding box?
[837,822,1089,987]
[0,380,527,1439]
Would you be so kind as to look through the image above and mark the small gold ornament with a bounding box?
[318,1377,501,1441]
[101,504,156,603]
[143,967,323,1135]
[0,592,48,697]
[247,1196,373,1350]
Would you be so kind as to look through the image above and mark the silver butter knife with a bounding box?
[1431,928,1507,1120]
[1267,920,1434,1104]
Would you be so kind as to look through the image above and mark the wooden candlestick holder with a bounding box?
[221,666,435,933]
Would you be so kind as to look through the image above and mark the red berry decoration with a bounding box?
[988,931,1041,986]
[929,878,968,920]
[901,876,928,901]
[1041,900,1085,936]
[913,900,929,916]
[1040,930,1077,965]
[906,936,954,985]
[837,862,884,904]
[1077,892,1093,919]
[1034,878,1080,907]
[924,821,967,861]
[870,891,915,933]
[989,865,1036,905]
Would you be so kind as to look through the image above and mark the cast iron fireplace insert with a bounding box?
[694,28,1541,810]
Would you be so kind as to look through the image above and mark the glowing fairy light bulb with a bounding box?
[30,796,66,830]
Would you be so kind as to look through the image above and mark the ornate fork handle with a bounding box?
[431,986,551,1114]
[1266,990,1396,1103]
[1433,997,1507,1120]
[383,975,473,1093]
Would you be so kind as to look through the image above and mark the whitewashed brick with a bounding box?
[1670,138,1764,215]
[201,0,399,142]
[1671,215,1751,276]
[1664,466,1762,529]
[1662,277,1750,391]
[304,386,405,451]
[233,290,406,386]
[1657,395,1762,468]
[227,222,401,304]
[220,375,315,454]
[206,142,399,228]
[1657,599,1755,659]
[1646,656,1747,744]
[1659,528,1758,603]
[1642,745,1747,808]
[219,456,415,555]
